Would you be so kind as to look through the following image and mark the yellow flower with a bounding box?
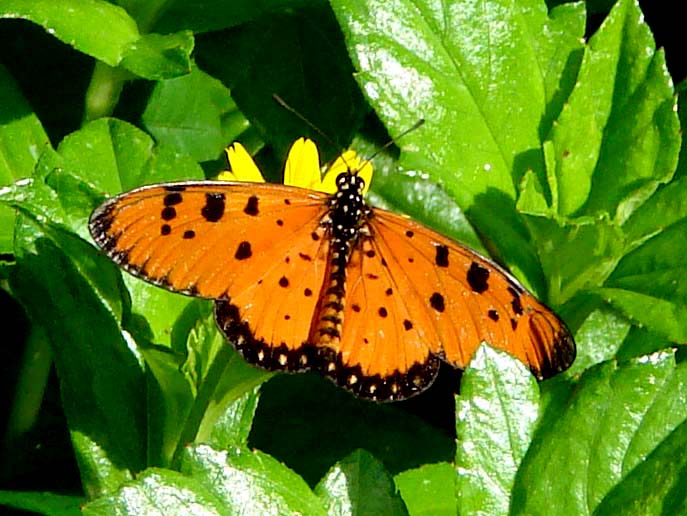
[218,138,373,195]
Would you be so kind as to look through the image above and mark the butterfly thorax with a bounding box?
[311,172,370,350]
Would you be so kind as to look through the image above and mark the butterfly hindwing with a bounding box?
[340,236,441,399]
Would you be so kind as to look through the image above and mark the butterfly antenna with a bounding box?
[273,94,347,157]
[274,94,424,175]
[364,119,425,163]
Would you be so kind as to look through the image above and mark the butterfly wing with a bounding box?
[90,181,333,353]
[331,206,576,400]
[371,210,575,379]
[333,235,441,400]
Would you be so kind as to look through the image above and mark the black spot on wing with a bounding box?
[164,192,183,206]
[467,262,489,293]
[378,307,388,317]
[235,241,252,260]
[183,230,195,239]
[201,193,225,222]
[161,206,176,221]
[435,245,449,267]
[160,224,171,235]
[508,286,524,315]
[244,195,259,216]
[430,292,445,312]
[488,309,499,322]
[279,276,289,287]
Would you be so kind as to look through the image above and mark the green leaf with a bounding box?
[455,345,539,516]
[602,215,687,342]
[1,1,195,82]
[181,444,327,515]
[120,31,194,79]
[206,385,261,450]
[170,301,269,462]
[512,350,687,515]
[142,65,248,162]
[548,0,679,218]
[599,288,687,343]
[82,468,224,515]
[0,63,50,181]
[330,0,586,286]
[593,418,687,516]
[0,62,50,254]
[567,305,632,376]
[141,344,195,468]
[0,177,68,233]
[0,490,83,516]
[315,449,408,516]
[9,216,144,495]
[124,278,193,348]
[143,298,269,467]
[1,0,140,67]
[394,463,457,516]
[54,117,204,194]
[524,214,624,305]
[617,326,674,361]
[622,176,687,247]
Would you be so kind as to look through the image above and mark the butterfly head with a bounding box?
[335,170,366,195]
[326,172,369,239]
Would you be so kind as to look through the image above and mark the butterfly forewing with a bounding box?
[89,181,329,299]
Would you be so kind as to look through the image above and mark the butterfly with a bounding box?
[89,138,575,401]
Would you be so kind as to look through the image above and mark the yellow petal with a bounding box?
[320,150,373,195]
[223,142,265,182]
[284,138,322,190]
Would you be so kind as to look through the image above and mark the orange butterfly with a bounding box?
[90,138,575,401]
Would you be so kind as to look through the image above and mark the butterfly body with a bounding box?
[90,147,575,401]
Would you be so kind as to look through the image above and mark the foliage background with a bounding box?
[1,0,687,514]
